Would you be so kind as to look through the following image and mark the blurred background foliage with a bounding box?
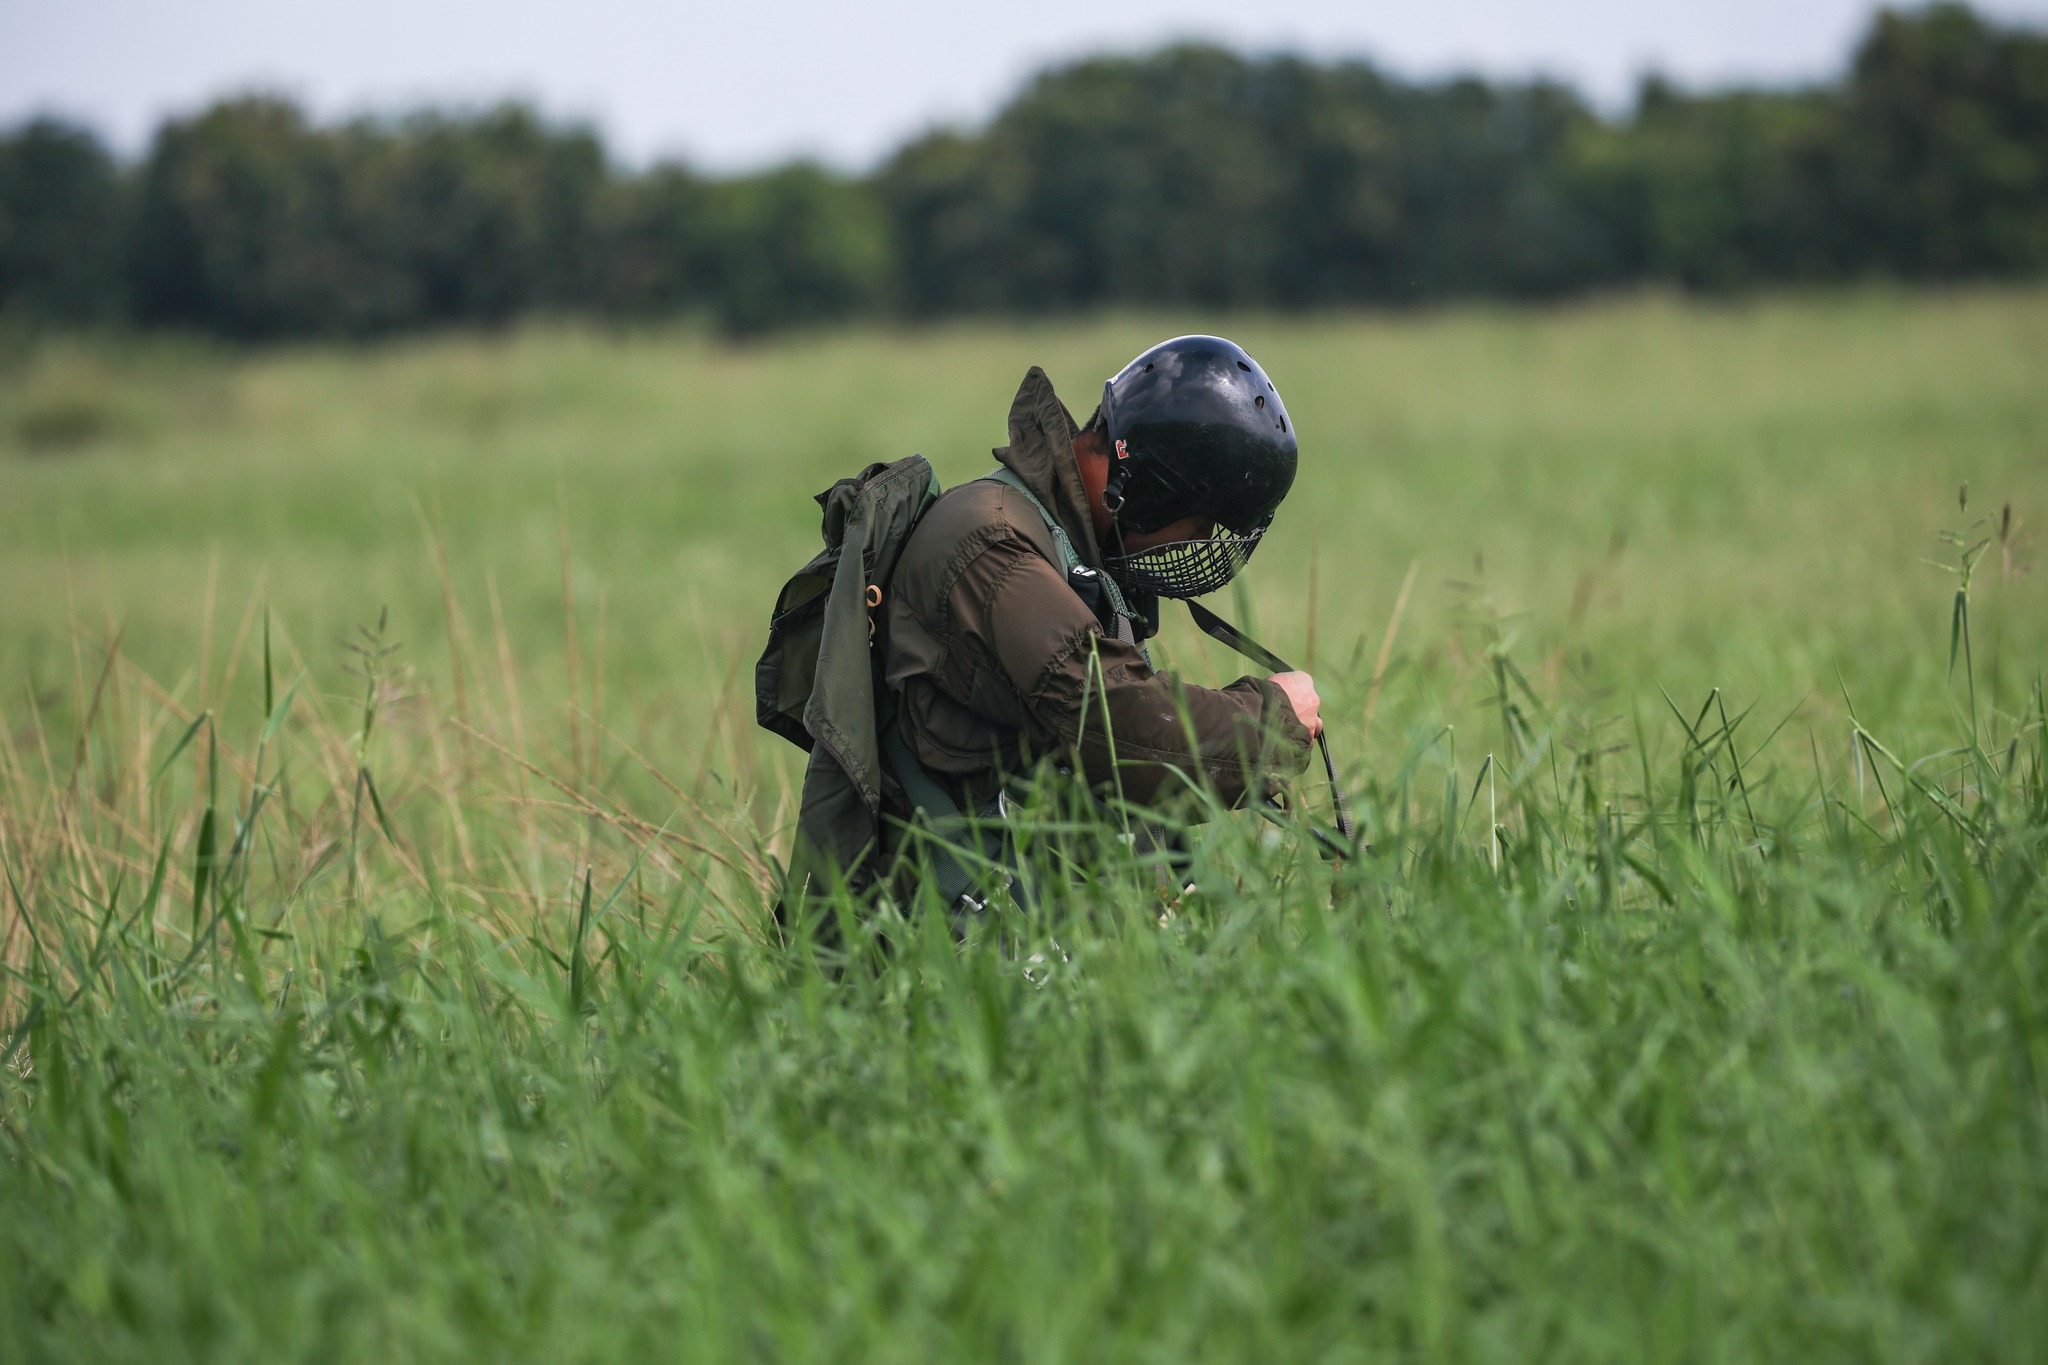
[1,3,2043,338]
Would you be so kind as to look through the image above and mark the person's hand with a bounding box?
[1269,670,1322,736]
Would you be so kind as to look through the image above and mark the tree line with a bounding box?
[2,3,2043,338]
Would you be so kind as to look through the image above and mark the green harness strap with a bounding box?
[882,716,1008,911]
[982,466,1143,633]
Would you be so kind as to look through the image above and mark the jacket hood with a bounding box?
[994,367,1104,568]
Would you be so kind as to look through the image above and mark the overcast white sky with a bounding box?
[4,0,2047,171]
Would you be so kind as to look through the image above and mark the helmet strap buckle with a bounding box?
[1102,467,1128,515]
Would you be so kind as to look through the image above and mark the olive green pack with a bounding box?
[755,454,942,906]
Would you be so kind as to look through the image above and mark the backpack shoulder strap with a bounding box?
[983,465,1081,572]
[981,466,1142,632]
[881,712,1008,911]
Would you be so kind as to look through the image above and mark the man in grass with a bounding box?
[880,334,1322,907]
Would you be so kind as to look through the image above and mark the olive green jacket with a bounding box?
[881,367,1312,814]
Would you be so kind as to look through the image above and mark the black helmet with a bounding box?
[1097,335,1298,599]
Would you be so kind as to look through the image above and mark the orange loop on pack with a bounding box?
[865,584,883,608]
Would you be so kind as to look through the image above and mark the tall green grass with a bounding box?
[2,290,2046,1360]
[2,561,2043,1362]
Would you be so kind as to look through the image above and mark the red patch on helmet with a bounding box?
[1114,439,1131,460]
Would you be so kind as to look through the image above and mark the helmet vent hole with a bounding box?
[1254,395,1265,408]
[1236,361,1252,372]
[1278,416,1287,433]
[1143,363,1154,372]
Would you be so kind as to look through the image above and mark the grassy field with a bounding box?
[1,289,2045,1361]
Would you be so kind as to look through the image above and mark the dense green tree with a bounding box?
[596,161,890,332]
[1839,2,2048,274]
[0,119,126,323]
[597,165,717,318]
[5,3,2044,338]
[689,164,893,334]
[127,99,610,336]
[1374,76,1614,298]
[352,106,609,325]
[1567,82,1850,288]
[127,98,379,336]
[882,50,1625,313]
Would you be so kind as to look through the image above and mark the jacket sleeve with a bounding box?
[948,531,1314,808]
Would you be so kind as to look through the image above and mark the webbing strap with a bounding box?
[882,715,1007,910]
[983,467,1142,630]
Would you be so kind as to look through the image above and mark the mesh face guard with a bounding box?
[1103,528,1264,600]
